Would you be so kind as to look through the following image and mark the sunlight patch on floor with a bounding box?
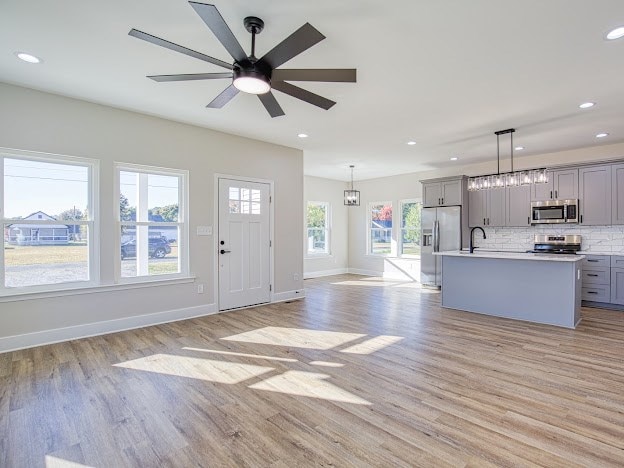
[249,370,371,405]
[182,347,298,362]
[340,335,404,354]
[114,354,274,384]
[45,456,94,468]
[222,326,365,350]
[309,361,344,368]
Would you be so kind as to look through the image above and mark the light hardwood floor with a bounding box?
[2,274,624,467]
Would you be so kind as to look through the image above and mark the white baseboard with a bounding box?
[0,303,217,354]
[271,289,306,303]
[303,268,349,279]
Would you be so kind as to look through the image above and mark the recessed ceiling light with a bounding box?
[596,133,609,138]
[406,141,416,145]
[515,146,525,151]
[606,26,624,40]
[579,102,595,109]
[297,133,308,138]
[15,52,41,64]
[450,157,458,161]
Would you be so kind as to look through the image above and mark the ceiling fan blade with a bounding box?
[258,92,285,118]
[129,29,232,70]
[189,2,247,63]
[272,69,356,82]
[148,72,233,82]
[207,84,239,108]
[272,81,335,110]
[258,23,325,70]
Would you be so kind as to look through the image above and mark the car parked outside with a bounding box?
[120,237,171,259]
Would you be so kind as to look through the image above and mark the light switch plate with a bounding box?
[196,225,212,236]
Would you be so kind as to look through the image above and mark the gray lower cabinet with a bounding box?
[581,255,611,303]
[506,185,531,226]
[579,165,612,225]
[610,267,624,305]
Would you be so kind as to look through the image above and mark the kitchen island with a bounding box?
[435,251,584,328]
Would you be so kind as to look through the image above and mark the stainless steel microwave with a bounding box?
[531,199,578,224]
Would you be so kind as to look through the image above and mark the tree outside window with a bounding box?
[306,202,329,255]
[401,201,422,256]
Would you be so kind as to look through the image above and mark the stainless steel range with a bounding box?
[529,235,582,254]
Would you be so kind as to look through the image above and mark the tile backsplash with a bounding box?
[475,224,624,254]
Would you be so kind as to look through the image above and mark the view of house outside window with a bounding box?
[306,201,330,255]
[401,201,422,256]
[1,154,96,291]
[370,202,392,255]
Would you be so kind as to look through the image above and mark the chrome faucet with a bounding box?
[469,226,486,253]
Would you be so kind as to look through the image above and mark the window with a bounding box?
[117,164,188,280]
[1,150,98,292]
[369,202,392,255]
[400,200,422,256]
[306,201,330,255]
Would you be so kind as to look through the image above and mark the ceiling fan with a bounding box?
[129,1,357,117]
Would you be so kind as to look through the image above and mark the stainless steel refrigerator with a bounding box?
[420,206,461,288]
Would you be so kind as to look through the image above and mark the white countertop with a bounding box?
[435,250,584,262]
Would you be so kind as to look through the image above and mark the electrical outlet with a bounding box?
[293,273,300,281]
[197,284,204,294]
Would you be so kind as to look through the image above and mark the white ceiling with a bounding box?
[1,0,623,181]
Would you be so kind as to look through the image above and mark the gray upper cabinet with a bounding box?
[611,163,624,224]
[441,180,462,206]
[579,165,612,225]
[422,178,464,207]
[468,188,505,227]
[531,169,578,201]
[506,185,531,226]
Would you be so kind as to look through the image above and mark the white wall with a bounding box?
[303,176,349,278]
[0,83,303,348]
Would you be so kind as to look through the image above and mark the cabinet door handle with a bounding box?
[580,214,583,223]
[587,291,598,294]
[550,190,553,199]
[483,218,486,225]
[555,190,558,198]
[527,216,530,225]
[587,274,599,277]
[441,197,444,205]
[587,259,599,262]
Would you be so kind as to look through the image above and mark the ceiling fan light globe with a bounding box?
[233,68,271,94]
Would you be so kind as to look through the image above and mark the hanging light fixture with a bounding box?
[344,165,360,206]
[468,128,548,191]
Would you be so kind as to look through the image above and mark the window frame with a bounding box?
[399,199,422,258]
[367,200,394,257]
[305,201,331,257]
[114,162,189,283]
[0,148,100,295]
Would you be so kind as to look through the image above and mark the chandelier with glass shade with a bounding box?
[467,128,548,191]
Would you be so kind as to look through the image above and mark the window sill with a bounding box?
[0,276,196,303]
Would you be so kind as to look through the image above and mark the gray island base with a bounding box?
[436,251,584,329]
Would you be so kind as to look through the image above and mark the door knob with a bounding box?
[220,249,231,254]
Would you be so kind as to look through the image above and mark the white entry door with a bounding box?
[218,178,271,310]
